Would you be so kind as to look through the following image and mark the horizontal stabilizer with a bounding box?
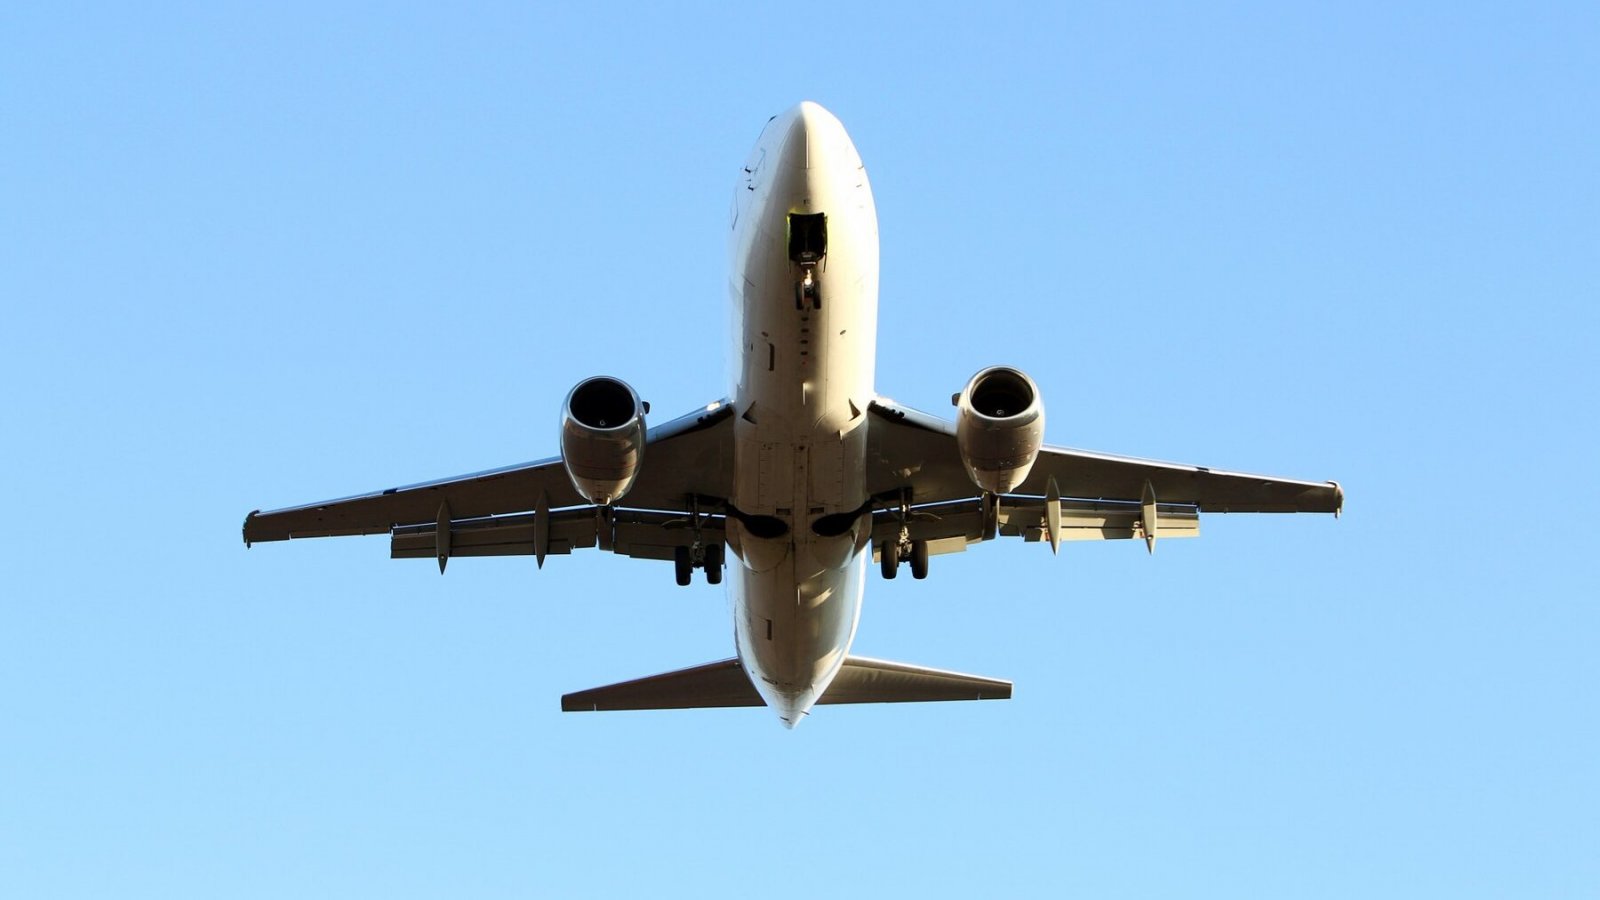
[561,656,1010,712]
[819,656,1011,704]
[561,658,760,711]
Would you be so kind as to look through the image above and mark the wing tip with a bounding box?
[242,509,260,547]
[559,694,596,712]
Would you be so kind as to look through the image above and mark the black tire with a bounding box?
[704,544,724,585]
[880,539,899,579]
[674,546,692,586]
[910,540,929,580]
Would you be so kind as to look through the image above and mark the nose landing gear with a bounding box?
[788,212,826,311]
[795,268,821,310]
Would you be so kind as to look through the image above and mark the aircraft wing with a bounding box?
[865,397,1340,555]
[243,400,735,548]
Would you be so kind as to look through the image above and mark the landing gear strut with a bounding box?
[879,490,930,580]
[980,492,999,541]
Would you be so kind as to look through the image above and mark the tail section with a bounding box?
[561,656,1010,712]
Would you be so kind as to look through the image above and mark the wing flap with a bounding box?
[997,498,1199,543]
[390,508,726,561]
[868,497,1199,555]
[391,510,594,559]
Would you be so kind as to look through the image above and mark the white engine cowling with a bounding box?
[560,376,647,505]
[955,366,1045,494]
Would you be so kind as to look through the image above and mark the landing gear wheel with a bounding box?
[880,538,900,579]
[910,540,929,580]
[673,546,692,586]
[704,544,724,585]
[795,271,821,310]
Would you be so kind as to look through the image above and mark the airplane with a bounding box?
[243,101,1342,728]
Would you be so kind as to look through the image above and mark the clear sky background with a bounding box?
[3,3,1596,897]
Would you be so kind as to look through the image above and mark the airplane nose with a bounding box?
[775,100,858,172]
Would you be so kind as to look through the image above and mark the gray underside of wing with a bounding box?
[244,400,736,544]
[561,656,1011,712]
[866,398,1341,513]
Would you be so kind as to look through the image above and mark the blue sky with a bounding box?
[3,3,1596,897]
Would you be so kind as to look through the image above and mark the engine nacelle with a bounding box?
[955,366,1045,494]
[560,376,647,505]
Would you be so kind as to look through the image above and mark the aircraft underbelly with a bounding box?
[732,542,867,715]
[724,103,880,719]
[730,270,873,712]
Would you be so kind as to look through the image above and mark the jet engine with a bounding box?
[560,376,647,505]
[954,366,1045,494]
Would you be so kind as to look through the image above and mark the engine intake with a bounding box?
[561,376,647,505]
[955,366,1045,494]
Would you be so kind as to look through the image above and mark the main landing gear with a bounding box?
[879,491,930,580]
[674,543,723,587]
[671,494,723,586]
[878,536,929,580]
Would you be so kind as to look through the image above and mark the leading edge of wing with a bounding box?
[867,397,1342,514]
[1031,446,1343,514]
[243,455,577,545]
[243,399,736,544]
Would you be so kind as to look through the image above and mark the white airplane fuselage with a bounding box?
[724,103,880,726]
